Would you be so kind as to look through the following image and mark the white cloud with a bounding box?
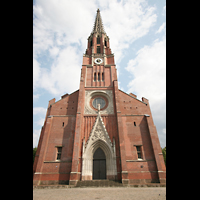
[162,5,166,16]
[33,57,41,90]
[39,46,81,95]
[33,0,96,52]
[33,107,46,115]
[101,0,157,64]
[36,118,45,126]
[33,0,157,96]
[33,107,46,147]
[33,129,41,147]
[156,22,166,34]
[33,94,40,100]
[33,0,97,95]
[126,37,166,100]
[49,46,59,57]
[162,128,166,134]
[126,37,166,147]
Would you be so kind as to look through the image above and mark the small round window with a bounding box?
[92,97,106,109]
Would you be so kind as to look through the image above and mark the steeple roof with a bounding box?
[91,9,106,34]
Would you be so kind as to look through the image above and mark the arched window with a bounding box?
[56,147,62,160]
[102,72,104,81]
[105,40,107,47]
[98,72,100,81]
[97,36,100,44]
[134,122,136,126]
[94,72,96,81]
[136,146,142,159]
[90,39,93,47]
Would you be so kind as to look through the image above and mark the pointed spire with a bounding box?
[92,9,106,34]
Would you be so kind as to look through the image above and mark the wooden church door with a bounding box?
[93,147,106,179]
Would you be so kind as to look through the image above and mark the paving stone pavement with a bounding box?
[33,187,166,200]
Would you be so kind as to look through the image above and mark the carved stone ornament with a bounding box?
[92,123,106,141]
[84,90,114,114]
[85,107,112,147]
[81,106,117,179]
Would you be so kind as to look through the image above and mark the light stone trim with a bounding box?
[81,109,117,179]
[84,90,114,114]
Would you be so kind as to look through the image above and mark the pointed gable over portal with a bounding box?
[85,105,113,149]
[81,105,117,180]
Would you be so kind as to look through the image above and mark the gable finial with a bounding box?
[97,104,101,112]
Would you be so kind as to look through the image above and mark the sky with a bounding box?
[33,0,166,148]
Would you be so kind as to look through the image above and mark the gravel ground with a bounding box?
[33,187,166,200]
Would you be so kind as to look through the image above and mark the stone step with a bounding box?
[76,180,123,187]
[33,185,75,189]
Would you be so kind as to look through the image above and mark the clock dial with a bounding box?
[94,58,103,64]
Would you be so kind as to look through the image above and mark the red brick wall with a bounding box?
[33,28,166,185]
[33,78,166,185]
[115,89,166,184]
[33,91,79,185]
[49,90,79,116]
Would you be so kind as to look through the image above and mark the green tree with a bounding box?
[33,147,37,164]
[161,146,166,166]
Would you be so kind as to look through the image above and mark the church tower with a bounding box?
[83,8,117,87]
[33,9,166,186]
[69,8,119,184]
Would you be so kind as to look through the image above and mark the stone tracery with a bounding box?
[81,106,117,180]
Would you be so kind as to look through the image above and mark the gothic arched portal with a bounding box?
[81,109,117,180]
[93,147,106,179]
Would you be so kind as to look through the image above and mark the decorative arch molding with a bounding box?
[81,107,117,180]
[84,90,114,114]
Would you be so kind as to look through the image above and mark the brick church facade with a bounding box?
[33,9,166,186]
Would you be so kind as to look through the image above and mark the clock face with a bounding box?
[94,58,103,64]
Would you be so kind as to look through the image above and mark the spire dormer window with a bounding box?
[90,39,93,47]
[97,46,100,53]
